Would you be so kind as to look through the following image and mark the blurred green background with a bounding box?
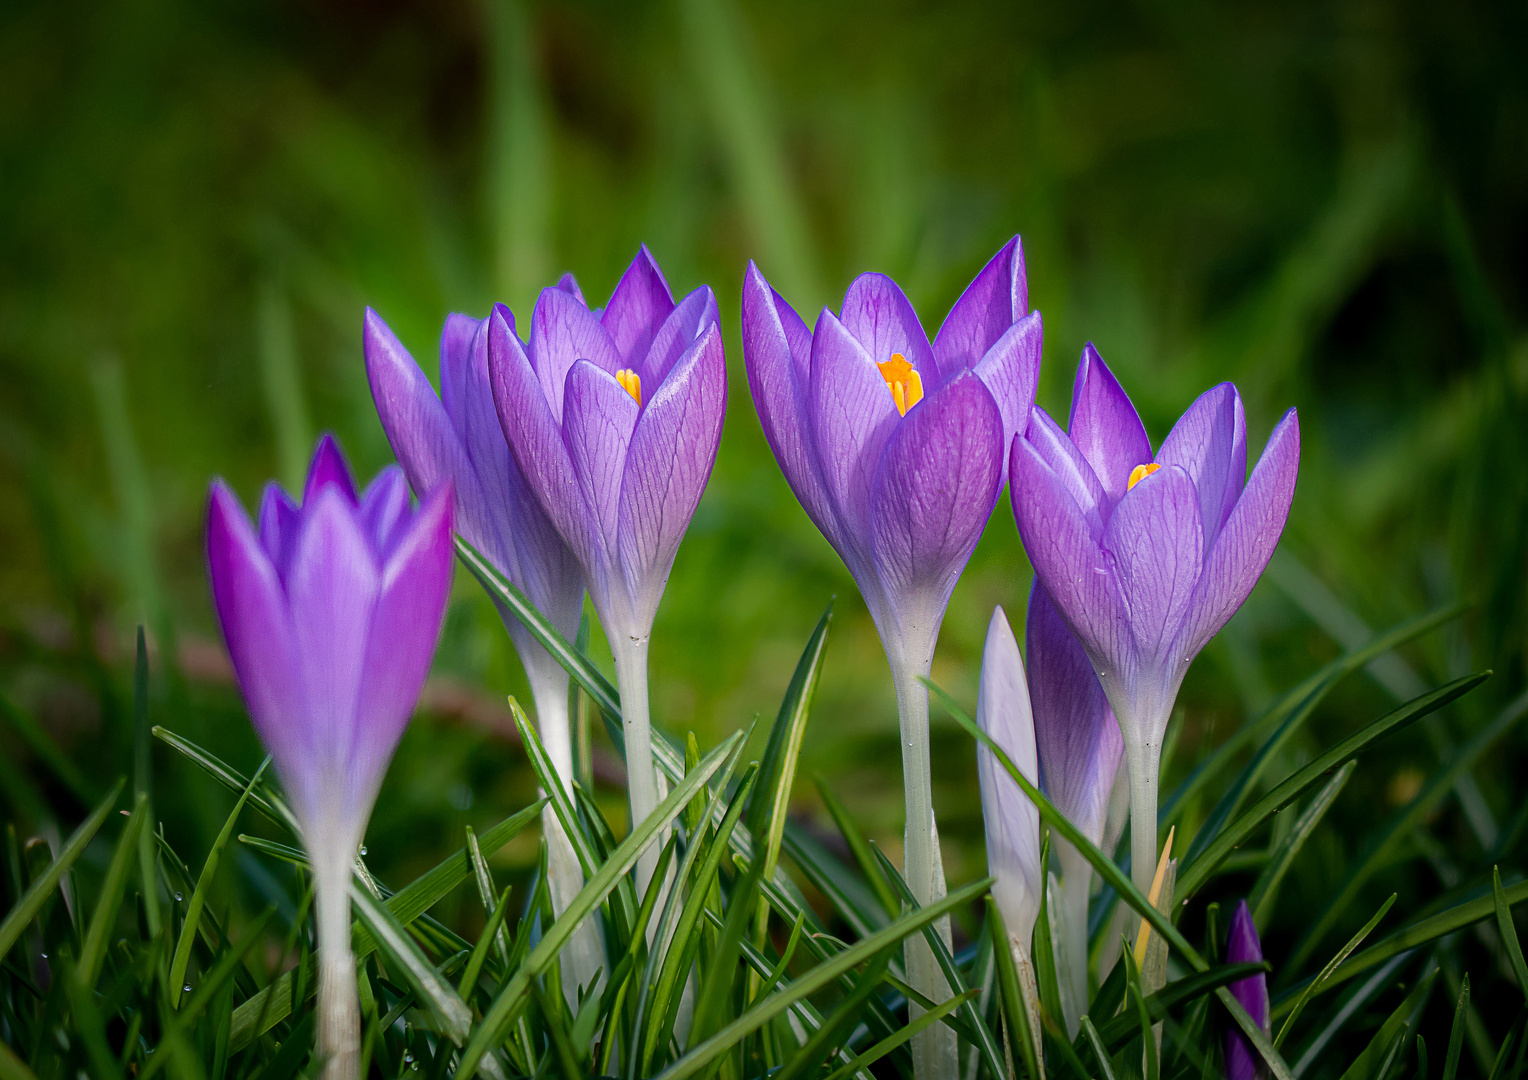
[2,0,1527,1042]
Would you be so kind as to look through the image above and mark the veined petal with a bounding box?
[256,482,300,584]
[530,287,623,422]
[641,285,718,390]
[1224,901,1270,1080]
[303,432,359,507]
[1178,409,1299,659]
[1068,344,1152,504]
[207,482,303,784]
[972,311,1043,481]
[933,236,1028,380]
[808,309,900,549]
[350,482,454,815]
[838,272,937,385]
[1009,434,1127,673]
[1024,407,1107,536]
[869,372,1002,615]
[1101,463,1203,663]
[563,359,640,552]
[616,324,726,632]
[439,311,481,391]
[554,273,586,306]
[601,244,675,368]
[976,605,1042,942]
[1156,382,1247,548]
[1026,582,1122,847]
[361,466,412,557]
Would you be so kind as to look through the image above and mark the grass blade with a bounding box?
[349,884,471,1043]
[1494,866,1528,1000]
[822,990,974,1080]
[1248,761,1354,925]
[77,792,149,987]
[1275,894,1396,1048]
[1443,975,1469,1080]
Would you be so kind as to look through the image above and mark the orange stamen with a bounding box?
[615,368,642,406]
[1127,462,1161,491]
[876,353,924,416]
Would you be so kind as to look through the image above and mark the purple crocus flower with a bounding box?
[1009,344,1299,897]
[486,247,726,881]
[206,435,453,1080]
[363,310,602,1002]
[1027,582,1123,1032]
[744,237,1041,1080]
[1224,901,1270,1080]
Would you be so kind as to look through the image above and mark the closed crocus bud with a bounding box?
[207,435,453,1080]
[1224,901,1270,1080]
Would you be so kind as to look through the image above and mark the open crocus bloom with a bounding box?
[206,435,453,1080]
[1009,343,1299,895]
[487,247,726,876]
[1224,901,1270,1080]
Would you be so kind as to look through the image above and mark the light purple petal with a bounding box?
[529,287,624,422]
[869,372,1003,619]
[741,261,837,543]
[207,482,303,782]
[360,465,412,557]
[555,272,586,306]
[562,359,640,553]
[639,286,718,390]
[440,312,481,383]
[976,605,1042,941]
[601,245,675,368]
[1026,582,1122,847]
[1178,409,1299,659]
[838,273,938,385]
[1100,463,1204,663]
[972,311,1043,482]
[1224,900,1269,1080]
[256,482,300,583]
[350,482,454,814]
[1156,382,1248,549]
[1024,407,1107,537]
[303,433,359,507]
[1009,434,1128,673]
[1068,344,1152,504]
[808,309,900,550]
[933,236,1028,380]
[616,324,727,632]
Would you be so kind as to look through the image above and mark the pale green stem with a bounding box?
[610,634,661,896]
[1055,841,1094,1038]
[1123,726,1163,901]
[315,863,359,1080]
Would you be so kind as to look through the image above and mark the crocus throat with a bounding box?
[1127,462,1160,491]
[616,368,643,406]
[877,353,924,417]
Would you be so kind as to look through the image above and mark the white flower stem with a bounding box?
[1055,840,1095,1038]
[315,866,359,1080]
[1123,726,1162,903]
[610,634,661,895]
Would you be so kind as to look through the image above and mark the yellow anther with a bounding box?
[1127,462,1161,491]
[1132,825,1176,966]
[615,368,642,406]
[876,353,924,416]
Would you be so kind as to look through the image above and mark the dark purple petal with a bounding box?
[256,482,300,583]
[207,482,303,780]
[1178,409,1299,659]
[1024,407,1107,537]
[1224,900,1269,1080]
[971,311,1043,481]
[530,287,623,422]
[555,273,586,306]
[1157,383,1247,548]
[640,286,718,390]
[869,372,1003,615]
[1009,434,1128,672]
[976,605,1042,937]
[838,273,937,385]
[351,482,454,812]
[1026,582,1122,846]
[741,262,836,541]
[361,466,412,557]
[1068,344,1152,504]
[933,236,1028,380]
[303,432,359,507]
[601,245,675,368]
[562,359,640,550]
[617,324,727,628]
[1100,463,1204,662]
[808,309,900,547]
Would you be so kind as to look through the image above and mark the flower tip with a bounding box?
[303,433,358,507]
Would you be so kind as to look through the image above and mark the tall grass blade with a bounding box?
[77,792,149,988]
[1248,761,1354,925]
[1494,866,1528,1000]
[349,884,471,1043]
[822,990,975,1080]
[1276,894,1396,1048]
[1443,976,1469,1080]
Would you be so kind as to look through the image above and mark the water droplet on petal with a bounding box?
[359,845,367,856]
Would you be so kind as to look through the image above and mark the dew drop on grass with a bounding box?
[402,1054,412,1064]
[174,892,183,902]
[183,984,191,994]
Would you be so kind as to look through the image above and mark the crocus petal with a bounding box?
[933,236,1028,380]
[529,287,624,422]
[257,482,301,583]
[555,272,586,306]
[971,311,1043,479]
[1178,409,1299,659]
[350,482,454,815]
[601,245,675,368]
[303,433,359,506]
[838,272,938,385]
[1026,582,1122,847]
[1100,463,1203,664]
[1009,434,1127,671]
[562,359,640,553]
[640,286,718,390]
[1157,382,1247,548]
[1024,407,1108,537]
[285,488,381,820]
[869,372,1003,620]
[1224,900,1269,1080]
[1068,344,1152,504]
[741,262,836,543]
[616,324,726,631]
[361,466,412,557]
[440,312,481,380]
[809,310,900,550]
[208,482,303,781]
[976,605,1042,943]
